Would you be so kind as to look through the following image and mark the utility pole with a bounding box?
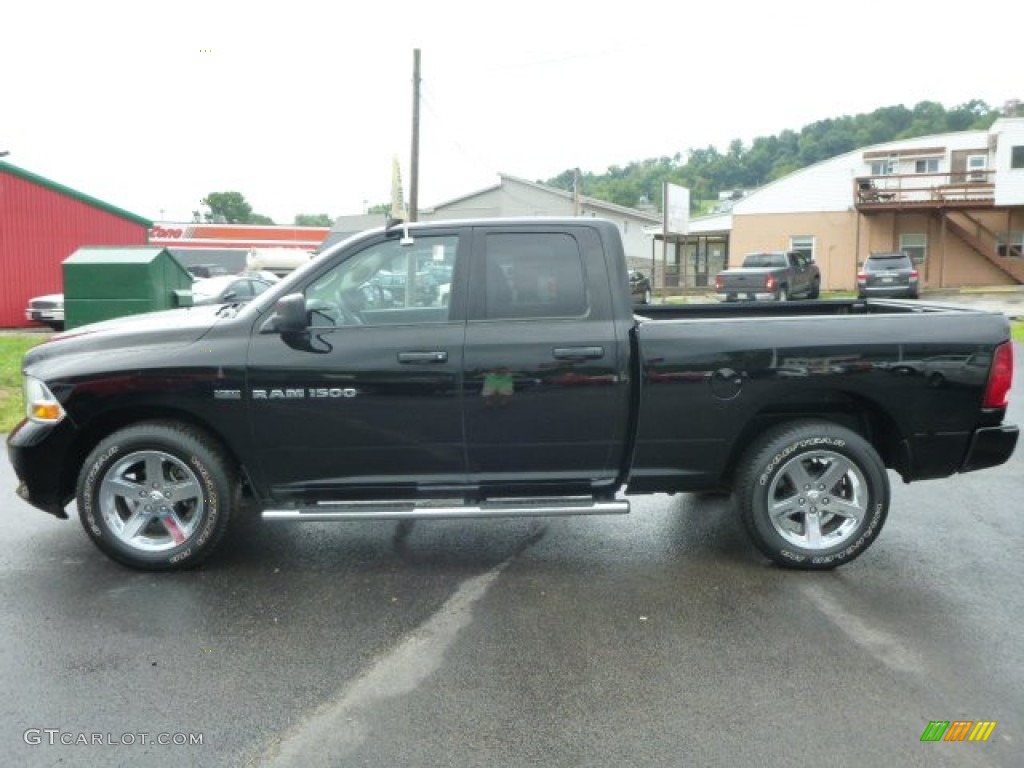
[409,49,421,222]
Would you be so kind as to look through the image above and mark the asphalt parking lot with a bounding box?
[1,343,1021,767]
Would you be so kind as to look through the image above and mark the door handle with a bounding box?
[553,346,604,361]
[398,350,448,364]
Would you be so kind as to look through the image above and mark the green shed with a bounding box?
[63,247,194,329]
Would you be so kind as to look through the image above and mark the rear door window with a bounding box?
[482,233,587,320]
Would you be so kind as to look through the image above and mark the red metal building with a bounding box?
[0,160,151,328]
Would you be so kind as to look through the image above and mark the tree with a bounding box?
[294,213,333,226]
[204,191,252,223]
[542,97,1006,213]
[203,191,274,224]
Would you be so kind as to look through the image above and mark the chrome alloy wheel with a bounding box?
[766,450,868,551]
[98,450,205,552]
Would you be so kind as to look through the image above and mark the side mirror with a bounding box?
[266,293,308,333]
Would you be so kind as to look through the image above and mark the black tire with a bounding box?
[77,422,236,571]
[734,420,889,569]
[808,279,820,299]
[776,285,789,302]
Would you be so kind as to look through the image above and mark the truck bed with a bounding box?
[627,298,1013,495]
[634,298,988,321]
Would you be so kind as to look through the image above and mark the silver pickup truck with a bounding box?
[715,250,821,302]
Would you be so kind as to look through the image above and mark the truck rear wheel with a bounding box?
[734,420,889,569]
[76,422,236,570]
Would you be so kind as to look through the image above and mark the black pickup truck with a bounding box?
[8,218,1018,571]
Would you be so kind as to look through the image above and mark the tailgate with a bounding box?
[866,269,910,289]
[720,270,770,290]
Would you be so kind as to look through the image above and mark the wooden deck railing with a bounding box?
[854,171,995,206]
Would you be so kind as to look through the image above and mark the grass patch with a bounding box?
[1012,321,1024,343]
[0,334,49,433]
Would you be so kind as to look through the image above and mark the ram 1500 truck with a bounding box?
[715,250,821,301]
[8,218,1018,571]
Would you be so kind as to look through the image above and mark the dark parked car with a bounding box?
[857,251,920,299]
[190,275,277,306]
[629,271,651,304]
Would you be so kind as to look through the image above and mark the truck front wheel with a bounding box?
[734,420,889,569]
[76,422,236,570]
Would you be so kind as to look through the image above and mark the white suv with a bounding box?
[25,293,65,330]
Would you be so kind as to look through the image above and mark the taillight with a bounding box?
[857,272,867,283]
[765,275,776,290]
[715,275,724,290]
[983,342,1013,409]
[910,270,920,280]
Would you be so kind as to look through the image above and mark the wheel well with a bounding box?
[59,407,246,505]
[721,392,906,487]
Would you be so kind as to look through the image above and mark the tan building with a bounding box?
[724,117,1024,290]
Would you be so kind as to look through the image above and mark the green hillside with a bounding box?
[545,99,1018,212]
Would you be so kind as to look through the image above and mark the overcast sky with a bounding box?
[3,0,1020,225]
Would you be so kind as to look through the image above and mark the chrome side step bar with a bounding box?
[262,497,629,522]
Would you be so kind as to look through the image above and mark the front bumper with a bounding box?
[6,418,76,518]
[960,424,1019,473]
[25,309,64,323]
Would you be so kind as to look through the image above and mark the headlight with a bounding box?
[24,376,65,424]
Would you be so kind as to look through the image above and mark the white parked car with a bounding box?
[25,293,65,331]
[190,274,277,306]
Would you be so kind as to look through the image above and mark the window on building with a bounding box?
[967,154,988,181]
[1011,146,1024,170]
[899,233,927,266]
[790,236,815,262]
[997,232,1023,258]
[870,157,898,176]
[914,158,940,174]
